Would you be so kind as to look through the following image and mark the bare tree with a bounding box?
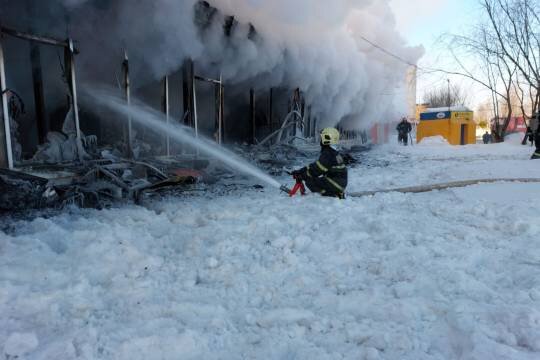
[423,83,468,108]
[484,0,540,93]
[513,73,538,125]
[434,0,540,141]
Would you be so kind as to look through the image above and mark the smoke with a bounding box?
[201,0,424,127]
[1,0,422,130]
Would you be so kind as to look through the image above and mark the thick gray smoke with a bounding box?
[1,0,422,129]
[212,0,423,127]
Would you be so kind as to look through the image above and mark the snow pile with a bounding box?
[424,106,471,113]
[3,332,39,358]
[505,132,526,145]
[417,135,449,146]
[349,139,540,192]
[1,141,540,359]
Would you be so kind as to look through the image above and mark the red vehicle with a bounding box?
[491,116,527,134]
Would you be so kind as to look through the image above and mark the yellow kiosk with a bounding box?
[417,107,476,145]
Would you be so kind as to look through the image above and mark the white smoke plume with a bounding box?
[2,0,422,129]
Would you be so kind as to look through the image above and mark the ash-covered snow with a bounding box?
[1,139,540,359]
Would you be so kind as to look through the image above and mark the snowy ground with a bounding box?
[1,136,540,359]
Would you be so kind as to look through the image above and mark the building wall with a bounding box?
[449,111,476,145]
[415,103,428,121]
[417,119,450,142]
[406,67,417,119]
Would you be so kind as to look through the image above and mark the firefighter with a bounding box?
[292,128,348,199]
[532,124,540,159]
[522,126,534,146]
[396,118,412,145]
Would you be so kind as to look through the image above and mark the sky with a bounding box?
[390,0,489,109]
[390,0,477,48]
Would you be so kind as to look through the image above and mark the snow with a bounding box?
[424,106,472,113]
[3,332,39,357]
[417,136,449,146]
[1,140,540,359]
[349,139,540,191]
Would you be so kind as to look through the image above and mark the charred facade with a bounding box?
[0,0,327,211]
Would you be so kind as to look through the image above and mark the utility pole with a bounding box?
[447,78,451,111]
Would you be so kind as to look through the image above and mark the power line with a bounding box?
[357,34,464,78]
[357,34,489,106]
[357,34,539,110]
[358,35,419,68]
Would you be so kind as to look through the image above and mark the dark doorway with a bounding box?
[460,124,467,145]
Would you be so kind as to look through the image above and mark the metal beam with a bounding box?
[214,73,223,144]
[268,88,273,128]
[307,105,312,139]
[218,74,223,144]
[67,39,83,162]
[162,76,170,156]
[250,88,256,144]
[192,76,200,157]
[182,59,194,127]
[0,26,70,48]
[195,74,221,85]
[122,50,132,158]
[0,24,84,167]
[30,40,47,144]
[25,2,49,145]
[0,38,13,169]
[194,72,223,144]
[301,98,306,137]
[193,77,199,139]
[292,88,300,138]
[220,81,225,143]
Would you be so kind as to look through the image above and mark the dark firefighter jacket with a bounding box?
[533,131,540,159]
[525,127,534,140]
[300,146,348,194]
[397,121,412,134]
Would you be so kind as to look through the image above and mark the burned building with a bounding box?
[0,1,321,210]
[0,0,420,211]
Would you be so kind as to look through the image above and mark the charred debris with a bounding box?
[0,1,369,213]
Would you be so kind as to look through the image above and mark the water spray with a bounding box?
[87,88,283,190]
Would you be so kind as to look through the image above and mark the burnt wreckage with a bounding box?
[0,1,367,212]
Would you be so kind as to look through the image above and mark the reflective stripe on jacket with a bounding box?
[305,146,348,193]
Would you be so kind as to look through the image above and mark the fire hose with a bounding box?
[280,177,540,198]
